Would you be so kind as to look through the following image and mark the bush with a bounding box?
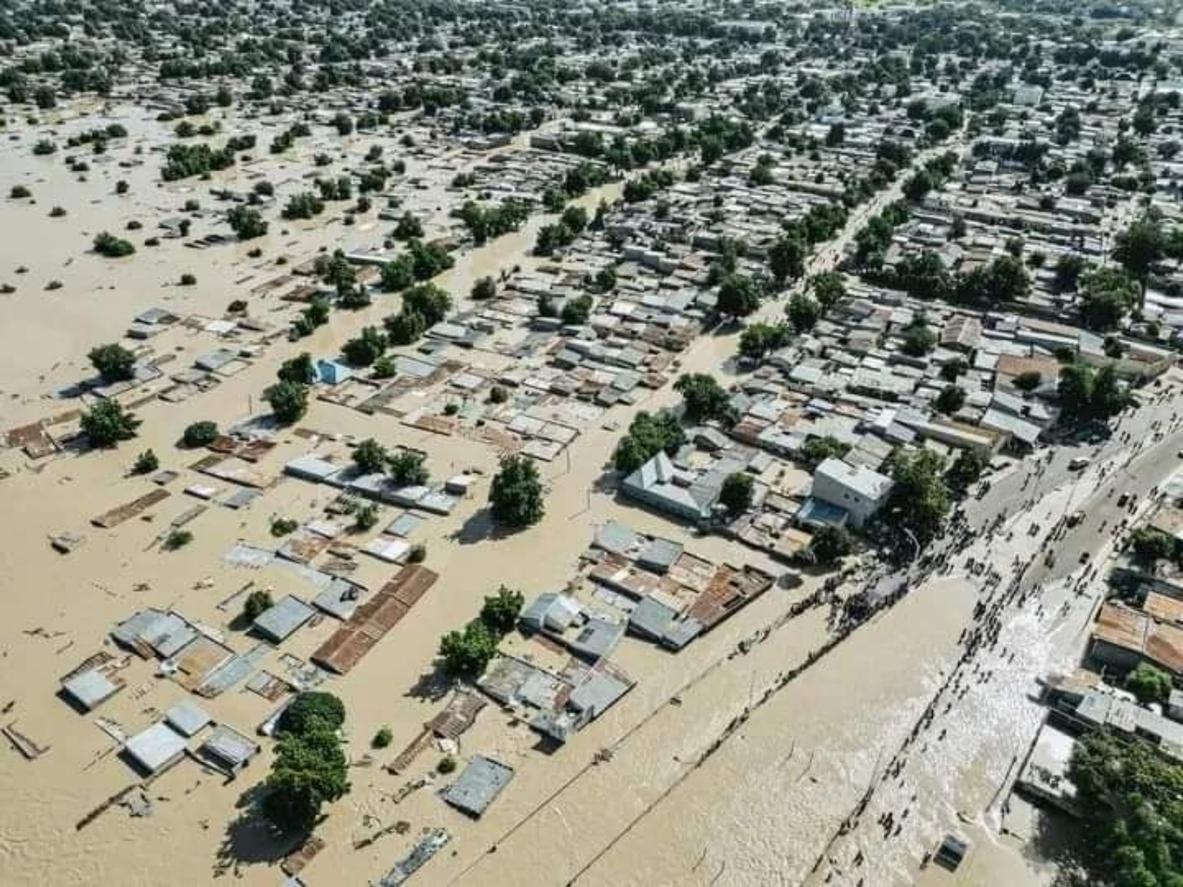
[243,589,273,621]
[93,231,135,257]
[270,517,299,537]
[164,529,193,550]
[354,503,379,531]
[132,449,159,474]
[372,727,393,749]
[471,276,497,300]
[372,355,396,379]
[181,420,218,448]
[437,755,457,774]
[408,543,427,563]
[10,185,31,199]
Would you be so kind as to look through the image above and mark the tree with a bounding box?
[393,212,423,240]
[81,400,140,448]
[389,449,428,486]
[471,276,497,300]
[560,294,593,325]
[738,322,789,361]
[1127,662,1173,705]
[934,385,966,415]
[480,586,525,635]
[439,619,499,678]
[903,169,935,202]
[353,438,388,475]
[811,271,846,308]
[227,205,268,240]
[674,374,733,424]
[1053,254,1088,292]
[265,380,309,424]
[1069,732,1183,887]
[768,236,806,283]
[800,436,850,468]
[182,420,218,447]
[1058,363,1128,424]
[380,256,415,292]
[89,343,136,382]
[1113,216,1164,278]
[719,472,754,517]
[787,294,821,331]
[614,411,686,473]
[1130,527,1176,569]
[488,455,545,527]
[946,448,988,492]
[716,273,761,318]
[243,589,273,622]
[262,724,349,832]
[560,205,588,234]
[887,450,951,547]
[808,525,853,565]
[1013,371,1043,392]
[278,692,347,736]
[1078,266,1140,331]
[401,283,452,325]
[278,353,316,385]
[901,321,937,357]
[342,326,387,366]
[957,255,1030,305]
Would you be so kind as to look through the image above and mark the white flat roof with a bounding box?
[125,722,187,773]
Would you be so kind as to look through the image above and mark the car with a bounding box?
[1067,511,1085,528]
[1117,493,1130,508]
[1079,552,1091,564]
[1069,457,1090,471]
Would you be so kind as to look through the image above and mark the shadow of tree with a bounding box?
[448,507,515,545]
[213,784,302,879]
[404,663,453,703]
[1026,802,1090,885]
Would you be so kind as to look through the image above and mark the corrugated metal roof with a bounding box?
[440,755,514,817]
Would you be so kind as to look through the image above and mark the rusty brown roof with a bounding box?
[1093,602,1149,653]
[312,565,438,674]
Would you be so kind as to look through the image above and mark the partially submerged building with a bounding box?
[439,755,514,818]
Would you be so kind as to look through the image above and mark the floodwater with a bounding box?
[2,95,1181,887]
